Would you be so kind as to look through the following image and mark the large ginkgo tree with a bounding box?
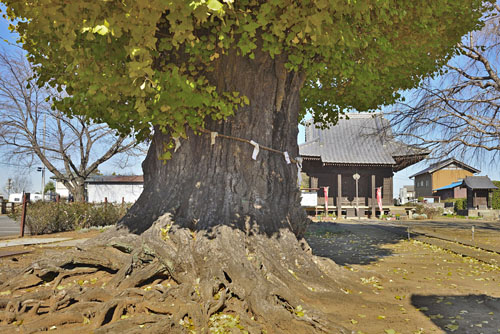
[0,1,492,333]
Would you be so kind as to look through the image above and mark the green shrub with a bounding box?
[492,181,500,210]
[414,204,443,219]
[440,198,467,212]
[453,198,467,212]
[424,206,443,219]
[10,202,129,235]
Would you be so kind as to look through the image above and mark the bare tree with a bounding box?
[3,174,32,195]
[389,5,500,163]
[0,51,145,201]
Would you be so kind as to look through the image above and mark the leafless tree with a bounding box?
[0,51,145,201]
[388,5,500,163]
[3,174,32,195]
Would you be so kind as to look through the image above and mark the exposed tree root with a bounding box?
[0,214,355,333]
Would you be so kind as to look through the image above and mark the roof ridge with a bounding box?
[299,114,426,168]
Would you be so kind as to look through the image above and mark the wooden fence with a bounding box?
[0,201,21,214]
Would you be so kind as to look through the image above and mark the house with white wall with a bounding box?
[86,175,143,203]
[55,180,70,199]
[398,185,416,205]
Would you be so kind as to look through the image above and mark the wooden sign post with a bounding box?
[20,192,30,237]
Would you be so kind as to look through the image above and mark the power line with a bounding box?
[0,161,38,169]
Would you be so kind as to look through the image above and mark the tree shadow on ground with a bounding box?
[411,294,500,333]
[479,222,500,231]
[305,222,407,265]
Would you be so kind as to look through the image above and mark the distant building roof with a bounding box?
[433,181,463,192]
[410,158,480,178]
[299,113,428,171]
[86,175,144,184]
[404,185,415,191]
[461,176,498,190]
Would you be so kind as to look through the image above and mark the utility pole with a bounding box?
[6,178,12,197]
[37,167,45,199]
[42,114,46,201]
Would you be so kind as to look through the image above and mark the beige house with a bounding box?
[410,158,479,198]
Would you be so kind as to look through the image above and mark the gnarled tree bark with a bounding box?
[123,50,307,237]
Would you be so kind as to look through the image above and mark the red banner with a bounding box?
[324,187,329,214]
[376,187,383,213]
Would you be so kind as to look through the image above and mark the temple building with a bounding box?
[299,113,428,218]
[461,176,498,210]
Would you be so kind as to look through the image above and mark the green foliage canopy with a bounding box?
[44,181,55,193]
[1,0,493,149]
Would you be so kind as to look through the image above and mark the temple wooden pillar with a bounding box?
[310,176,318,189]
[337,174,342,219]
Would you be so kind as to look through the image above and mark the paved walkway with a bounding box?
[0,237,73,248]
[0,215,20,237]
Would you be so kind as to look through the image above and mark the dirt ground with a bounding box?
[306,219,500,334]
[0,220,499,333]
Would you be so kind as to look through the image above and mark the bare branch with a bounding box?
[388,7,500,165]
[0,50,146,201]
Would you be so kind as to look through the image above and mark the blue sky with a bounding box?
[0,11,37,194]
[0,16,44,193]
[0,7,498,198]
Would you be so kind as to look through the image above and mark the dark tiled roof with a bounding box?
[462,176,498,190]
[86,175,144,184]
[409,158,480,178]
[299,113,427,166]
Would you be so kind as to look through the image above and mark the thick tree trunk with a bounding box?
[73,181,86,202]
[122,50,307,236]
[60,179,85,202]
